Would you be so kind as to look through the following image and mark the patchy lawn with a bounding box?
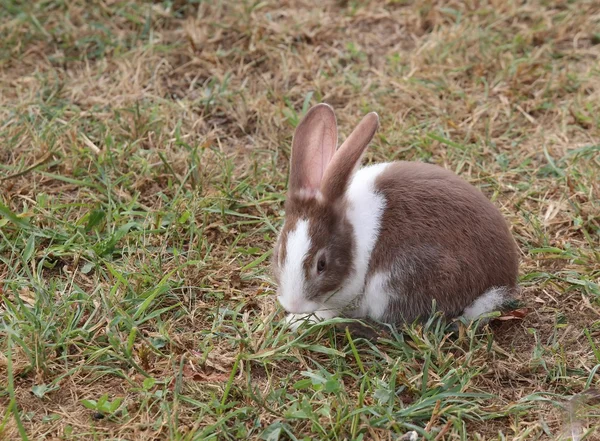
[1,0,599,439]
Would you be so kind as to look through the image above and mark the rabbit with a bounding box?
[271,103,520,333]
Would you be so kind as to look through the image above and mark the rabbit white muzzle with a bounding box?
[277,219,320,314]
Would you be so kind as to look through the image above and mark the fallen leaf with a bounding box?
[495,308,530,321]
[182,364,229,383]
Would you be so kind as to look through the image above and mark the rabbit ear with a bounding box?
[321,111,379,201]
[289,103,338,198]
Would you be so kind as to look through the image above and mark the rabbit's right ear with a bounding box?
[289,103,338,198]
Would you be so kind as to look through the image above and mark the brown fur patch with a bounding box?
[367,161,520,324]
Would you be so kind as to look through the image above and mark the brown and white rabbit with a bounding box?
[271,103,519,331]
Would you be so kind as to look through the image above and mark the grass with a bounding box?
[0,0,599,439]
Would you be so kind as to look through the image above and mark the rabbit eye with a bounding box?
[317,258,326,274]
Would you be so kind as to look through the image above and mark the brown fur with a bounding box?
[367,161,520,324]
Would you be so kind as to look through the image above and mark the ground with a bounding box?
[0,0,599,440]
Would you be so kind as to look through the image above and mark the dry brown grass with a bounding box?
[1,0,599,439]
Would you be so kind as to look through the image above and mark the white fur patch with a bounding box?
[278,219,316,314]
[462,286,507,320]
[361,272,391,320]
[329,163,389,312]
[295,188,325,203]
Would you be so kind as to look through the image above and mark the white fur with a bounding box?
[326,163,390,313]
[277,219,321,314]
[359,271,391,320]
[462,286,507,320]
[296,188,325,203]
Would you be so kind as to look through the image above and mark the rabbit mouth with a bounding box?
[278,288,341,314]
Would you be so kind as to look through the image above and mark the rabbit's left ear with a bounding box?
[320,111,379,201]
[289,103,338,198]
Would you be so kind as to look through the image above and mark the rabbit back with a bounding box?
[360,161,519,324]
